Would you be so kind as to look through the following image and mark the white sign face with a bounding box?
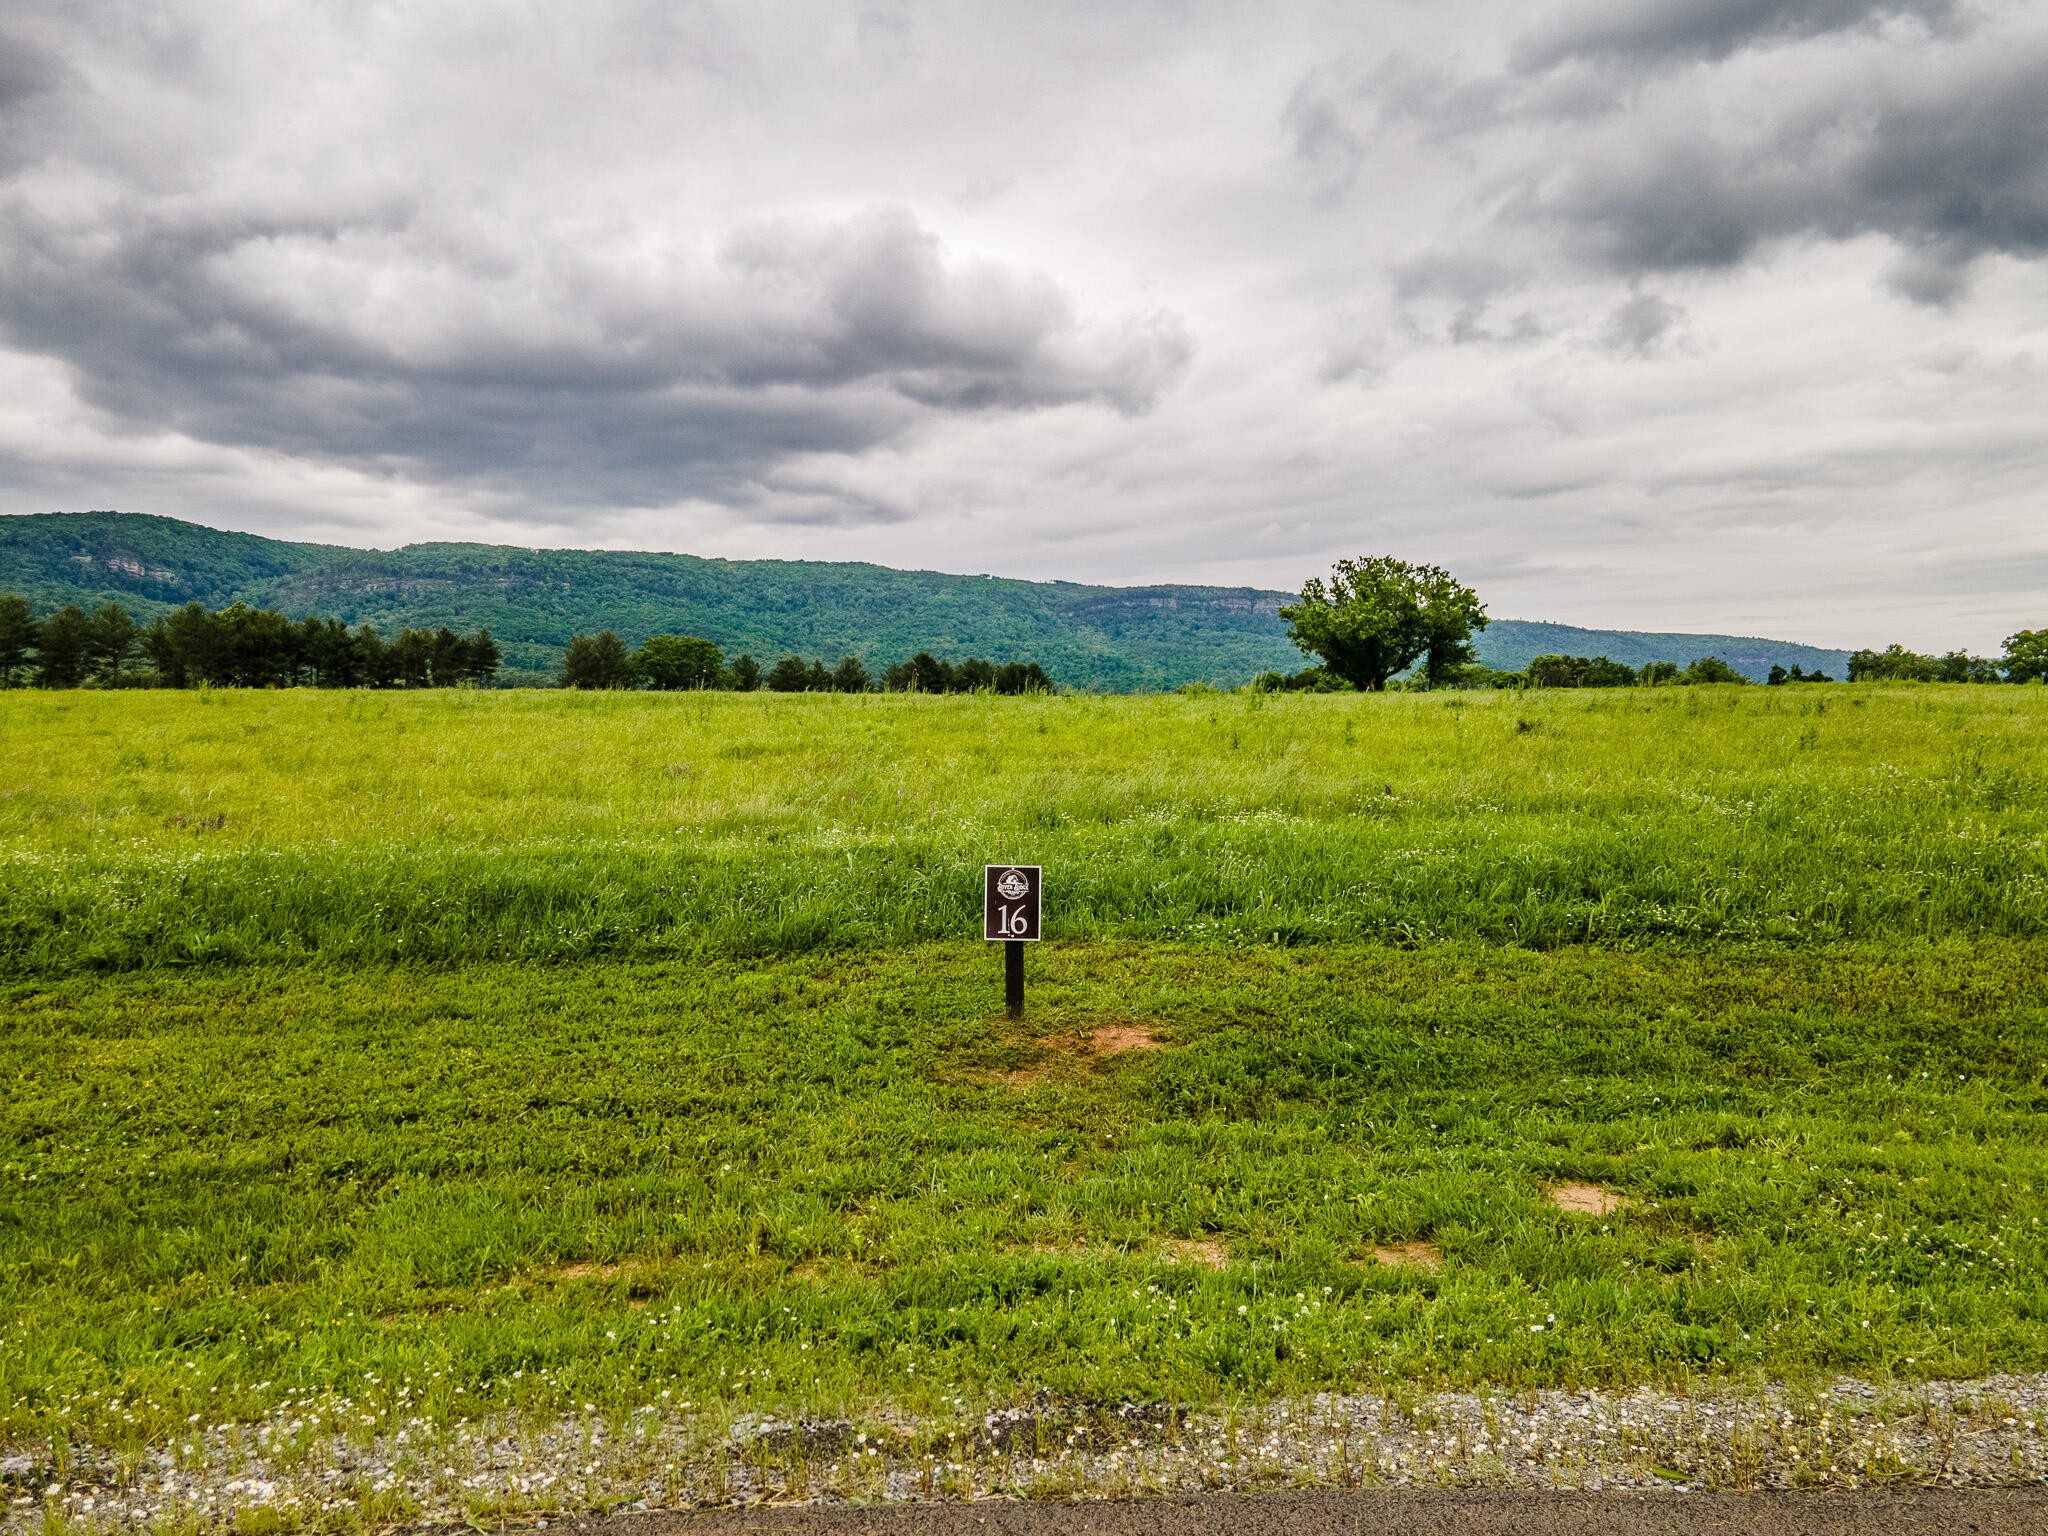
[983,864,1042,941]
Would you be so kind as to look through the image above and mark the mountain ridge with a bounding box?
[0,511,1855,687]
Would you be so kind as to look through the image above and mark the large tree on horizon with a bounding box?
[1278,557,1488,691]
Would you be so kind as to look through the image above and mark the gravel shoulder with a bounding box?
[595,1488,2048,1536]
[10,1374,2048,1533]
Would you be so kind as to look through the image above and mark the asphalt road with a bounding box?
[555,1490,2048,1536]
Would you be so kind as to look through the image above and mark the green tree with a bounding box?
[829,654,870,693]
[994,661,1052,694]
[1681,656,1747,685]
[0,595,39,686]
[766,655,812,692]
[1582,656,1636,687]
[35,604,91,687]
[464,629,502,685]
[1526,653,1637,688]
[1848,644,1936,682]
[1278,557,1486,692]
[730,654,762,692]
[83,603,138,685]
[212,603,295,686]
[1251,666,1347,693]
[635,634,726,690]
[2000,630,2046,683]
[560,631,633,689]
[386,628,433,687]
[1527,654,1585,688]
[356,625,393,687]
[299,618,360,686]
[1932,650,2000,683]
[150,602,226,686]
[906,653,954,693]
[425,628,470,687]
[1415,567,1491,685]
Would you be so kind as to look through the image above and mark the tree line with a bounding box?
[0,596,498,688]
[1844,640,2045,683]
[1265,556,2048,691]
[6,576,2040,694]
[561,629,1053,693]
[1257,651,1750,690]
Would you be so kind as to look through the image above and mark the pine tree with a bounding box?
[561,631,632,688]
[35,605,91,688]
[85,603,139,684]
[766,655,812,692]
[0,596,39,687]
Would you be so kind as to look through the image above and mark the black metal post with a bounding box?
[1005,939,1024,1018]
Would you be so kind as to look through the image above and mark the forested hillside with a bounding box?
[0,511,1853,686]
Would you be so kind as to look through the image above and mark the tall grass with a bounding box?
[1,685,2043,970]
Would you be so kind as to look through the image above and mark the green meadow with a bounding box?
[3,685,2047,1450]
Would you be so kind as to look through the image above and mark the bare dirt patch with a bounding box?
[1086,1021,1164,1054]
[1158,1237,1228,1269]
[991,1019,1167,1085]
[543,1258,663,1292]
[791,1257,876,1282]
[1550,1181,1623,1216]
[1367,1239,1443,1271]
[552,1260,621,1281]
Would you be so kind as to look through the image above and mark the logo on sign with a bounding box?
[995,868,1030,901]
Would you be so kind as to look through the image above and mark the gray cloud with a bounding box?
[0,196,1187,510]
[1385,255,1547,348]
[1318,0,2048,309]
[1600,291,1686,356]
[1509,51,2048,295]
[0,35,60,111]
[1514,0,1960,71]
[0,30,76,175]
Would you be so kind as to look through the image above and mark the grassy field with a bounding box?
[2,685,2043,969]
[3,686,2047,1456]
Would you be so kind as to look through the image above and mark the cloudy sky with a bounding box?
[2,0,2045,647]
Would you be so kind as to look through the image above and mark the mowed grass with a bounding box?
[0,686,2043,968]
[6,942,2048,1449]
[2,687,2048,1450]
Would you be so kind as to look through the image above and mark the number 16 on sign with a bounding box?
[984,865,1041,1017]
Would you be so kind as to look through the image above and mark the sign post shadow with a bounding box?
[983,864,1041,1018]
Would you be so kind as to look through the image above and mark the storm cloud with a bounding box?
[0,0,2044,647]
[0,188,1186,512]
[1504,47,2048,294]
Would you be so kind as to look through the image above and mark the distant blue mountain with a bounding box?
[1474,620,1849,682]
[0,511,1851,687]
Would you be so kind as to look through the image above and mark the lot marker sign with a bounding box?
[984,864,1041,1018]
